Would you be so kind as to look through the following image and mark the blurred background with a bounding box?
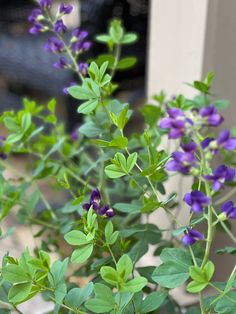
[1,0,236,312]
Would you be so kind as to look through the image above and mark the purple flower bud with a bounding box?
[59,3,73,14]
[180,141,197,153]
[201,138,214,149]
[63,82,77,95]
[71,28,88,39]
[29,22,44,35]
[28,9,42,23]
[184,190,211,213]
[38,0,52,9]
[53,57,68,69]
[90,189,101,206]
[70,129,79,141]
[199,104,223,127]
[78,63,88,76]
[205,165,235,191]
[82,41,92,51]
[221,201,236,219]
[82,203,90,211]
[44,37,64,53]
[182,228,204,246]
[53,19,67,33]
[217,130,236,151]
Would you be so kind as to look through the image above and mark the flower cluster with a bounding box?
[28,0,90,79]
[82,189,114,218]
[160,103,236,246]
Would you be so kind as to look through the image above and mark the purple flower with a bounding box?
[44,37,64,53]
[98,205,115,218]
[199,104,223,127]
[38,0,52,9]
[182,229,204,246]
[59,3,73,14]
[221,201,236,219]
[82,188,101,211]
[184,190,211,213]
[0,153,7,160]
[166,141,197,174]
[53,19,67,33]
[78,63,88,76]
[160,108,186,139]
[217,130,236,151]
[53,57,68,69]
[29,22,44,35]
[28,9,42,23]
[71,28,88,40]
[205,165,235,191]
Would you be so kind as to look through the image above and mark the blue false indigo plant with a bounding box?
[0,1,236,313]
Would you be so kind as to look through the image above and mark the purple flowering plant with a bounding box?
[0,2,236,314]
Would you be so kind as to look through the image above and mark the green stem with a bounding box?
[199,292,206,314]
[214,187,236,206]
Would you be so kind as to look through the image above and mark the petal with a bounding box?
[169,128,184,139]
[192,202,203,213]
[217,130,230,145]
[182,234,196,246]
[166,160,179,172]
[212,180,222,191]
[221,201,234,215]
[159,118,172,129]
[183,193,192,206]
[189,229,204,240]
[201,138,214,149]
[223,138,236,150]
[167,107,183,118]
[225,168,235,181]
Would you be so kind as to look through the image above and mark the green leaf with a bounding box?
[78,99,99,114]
[121,33,138,44]
[214,292,236,313]
[152,248,192,288]
[152,262,190,288]
[105,164,126,178]
[204,261,215,282]
[71,243,93,264]
[214,99,229,110]
[109,136,128,148]
[121,277,147,293]
[68,85,95,100]
[109,19,124,43]
[113,201,141,214]
[85,284,115,313]
[140,105,161,128]
[64,230,89,246]
[117,255,133,281]
[216,247,236,255]
[116,57,137,70]
[47,98,56,113]
[8,282,32,304]
[96,34,111,43]
[54,283,67,304]
[79,121,103,138]
[126,152,137,173]
[21,112,31,132]
[65,283,94,309]
[140,291,168,313]
[105,221,119,245]
[100,266,119,286]
[2,265,30,283]
[3,117,20,133]
[186,281,208,293]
